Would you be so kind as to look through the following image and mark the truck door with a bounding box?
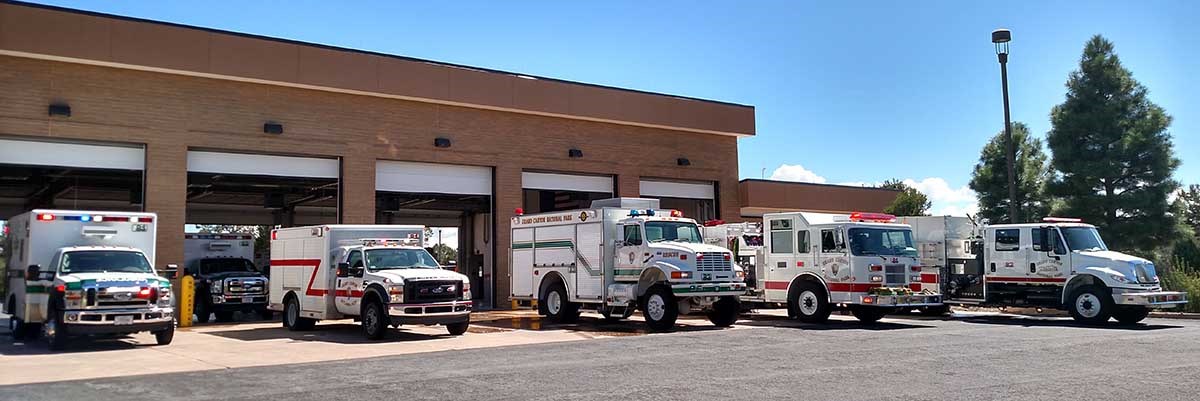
[987,228,1026,286]
[1030,227,1069,281]
[763,217,794,294]
[574,223,604,301]
[335,250,366,315]
[818,227,850,303]
[614,223,645,278]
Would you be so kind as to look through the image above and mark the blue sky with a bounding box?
[25,0,1200,216]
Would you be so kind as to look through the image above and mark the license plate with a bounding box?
[114,315,134,325]
[242,296,254,304]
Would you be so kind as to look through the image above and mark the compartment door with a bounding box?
[511,228,535,298]
[575,222,605,301]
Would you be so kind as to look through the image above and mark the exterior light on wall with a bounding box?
[263,122,284,134]
[48,104,71,117]
[568,148,583,158]
[434,137,452,148]
[677,157,691,166]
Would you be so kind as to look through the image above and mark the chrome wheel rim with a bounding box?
[647,294,666,322]
[547,291,562,315]
[1076,293,1101,318]
[286,302,298,326]
[364,305,379,334]
[43,317,57,339]
[799,290,820,316]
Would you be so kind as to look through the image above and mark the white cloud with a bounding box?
[769,164,827,184]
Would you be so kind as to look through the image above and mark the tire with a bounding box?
[707,296,740,327]
[787,281,832,323]
[194,301,211,324]
[540,281,579,323]
[10,316,29,341]
[361,300,389,340]
[154,321,175,346]
[446,321,469,336]
[214,311,235,322]
[43,309,70,351]
[919,305,952,316]
[849,305,889,323]
[641,284,679,332]
[1067,285,1113,325]
[283,295,315,331]
[600,306,635,321]
[258,308,275,320]
[1112,306,1150,325]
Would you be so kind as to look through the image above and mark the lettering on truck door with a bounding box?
[336,250,365,315]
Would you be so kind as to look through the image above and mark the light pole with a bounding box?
[992,28,1018,223]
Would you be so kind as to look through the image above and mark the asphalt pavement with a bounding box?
[2,312,1199,401]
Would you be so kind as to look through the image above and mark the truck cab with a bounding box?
[184,234,271,323]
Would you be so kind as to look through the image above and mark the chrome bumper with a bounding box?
[671,282,747,297]
[388,300,472,317]
[860,293,942,307]
[1113,290,1187,307]
[63,306,174,325]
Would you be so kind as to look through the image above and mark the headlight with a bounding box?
[670,271,693,280]
[462,280,471,300]
[388,285,404,303]
[735,270,746,280]
[1108,274,1129,284]
[209,280,223,293]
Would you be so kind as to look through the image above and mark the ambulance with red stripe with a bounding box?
[901,216,1188,324]
[739,211,942,323]
[268,225,471,339]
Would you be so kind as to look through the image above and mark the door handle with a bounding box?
[989,263,996,273]
[777,262,787,268]
[1029,263,1036,274]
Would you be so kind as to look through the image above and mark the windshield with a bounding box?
[644,221,703,243]
[365,248,441,270]
[199,258,256,274]
[1062,227,1108,252]
[60,251,153,274]
[847,228,917,257]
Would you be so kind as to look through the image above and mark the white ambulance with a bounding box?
[901,216,1188,324]
[510,198,745,332]
[3,210,175,349]
[268,225,472,339]
[738,211,941,323]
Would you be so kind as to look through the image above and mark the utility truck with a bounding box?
[184,233,271,322]
[727,212,942,323]
[269,225,472,339]
[701,221,764,287]
[4,210,175,349]
[900,216,1188,324]
[510,198,745,332]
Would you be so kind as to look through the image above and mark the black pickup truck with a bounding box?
[188,257,272,322]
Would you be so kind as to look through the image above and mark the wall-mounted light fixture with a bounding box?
[48,104,71,117]
[263,122,284,134]
[568,148,584,158]
[677,157,691,166]
[434,137,452,148]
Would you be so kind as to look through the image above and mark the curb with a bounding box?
[1149,312,1200,320]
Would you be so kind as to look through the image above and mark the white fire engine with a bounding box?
[4,210,175,349]
[900,216,1188,324]
[734,211,941,323]
[702,221,763,289]
[510,198,745,332]
[269,225,472,339]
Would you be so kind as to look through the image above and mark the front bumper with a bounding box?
[859,293,942,307]
[1112,290,1187,308]
[670,282,747,297]
[209,293,269,311]
[63,307,174,333]
[388,300,471,325]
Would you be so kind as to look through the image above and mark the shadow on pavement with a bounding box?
[201,323,452,344]
[957,315,1181,331]
[472,314,727,336]
[738,313,935,331]
[1,316,151,355]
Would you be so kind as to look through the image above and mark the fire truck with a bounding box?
[184,233,271,322]
[510,198,745,332]
[733,211,942,323]
[269,225,472,339]
[900,216,1188,324]
[701,221,764,286]
[4,210,175,349]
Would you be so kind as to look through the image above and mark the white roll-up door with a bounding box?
[376,161,492,195]
[521,172,613,193]
[187,151,339,178]
[640,179,715,199]
[0,138,144,170]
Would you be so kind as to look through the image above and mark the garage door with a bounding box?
[0,138,144,170]
[376,161,491,195]
[639,179,715,199]
[187,151,339,178]
[521,172,613,193]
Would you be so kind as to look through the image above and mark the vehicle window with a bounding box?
[365,248,440,270]
[796,230,811,254]
[742,235,763,247]
[644,221,702,243]
[623,225,642,245]
[769,219,793,254]
[347,250,364,268]
[199,258,256,274]
[995,229,1020,252]
[60,251,153,274]
[820,229,845,253]
[848,228,917,257]
[1061,227,1107,252]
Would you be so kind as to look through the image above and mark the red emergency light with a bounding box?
[514,208,524,216]
[37,213,55,221]
[1043,217,1082,223]
[703,219,726,227]
[669,210,684,218]
[849,212,896,223]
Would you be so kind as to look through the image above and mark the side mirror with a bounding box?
[336,262,350,278]
[26,264,43,280]
[161,263,181,279]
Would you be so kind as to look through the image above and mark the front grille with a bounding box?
[224,278,267,295]
[696,253,733,272]
[95,291,151,308]
[884,264,907,285]
[405,280,461,303]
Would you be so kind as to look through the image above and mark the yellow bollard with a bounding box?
[178,275,194,328]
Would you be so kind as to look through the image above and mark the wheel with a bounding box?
[641,284,679,332]
[788,281,832,323]
[10,316,30,341]
[540,281,579,323]
[446,321,470,336]
[214,311,235,322]
[258,308,274,320]
[1067,285,1113,325]
[919,305,952,316]
[1112,306,1150,325]
[283,295,315,331]
[706,296,740,327]
[361,301,389,340]
[42,309,70,351]
[849,305,889,323]
[600,306,635,321]
[154,321,175,345]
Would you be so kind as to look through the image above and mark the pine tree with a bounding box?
[969,122,1050,223]
[880,179,931,216]
[1046,35,1180,251]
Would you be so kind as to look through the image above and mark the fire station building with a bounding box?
[0,2,896,308]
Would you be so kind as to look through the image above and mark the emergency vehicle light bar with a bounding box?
[343,238,422,247]
[848,212,896,223]
[38,213,150,223]
[1043,217,1082,223]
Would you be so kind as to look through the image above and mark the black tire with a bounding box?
[361,300,389,340]
[154,321,175,345]
[258,308,275,320]
[43,309,70,351]
[919,305,952,316]
[1112,306,1150,325]
[283,295,315,331]
[707,296,740,327]
[194,300,210,323]
[849,305,889,323]
[446,321,469,336]
[1067,285,1113,325]
[641,284,679,332]
[600,306,635,321]
[540,281,579,323]
[214,311,235,322]
[787,281,832,323]
[10,316,30,341]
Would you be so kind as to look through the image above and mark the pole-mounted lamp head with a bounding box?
[992,28,1011,56]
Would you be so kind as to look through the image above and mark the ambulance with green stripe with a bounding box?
[4,210,175,350]
[510,198,745,332]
